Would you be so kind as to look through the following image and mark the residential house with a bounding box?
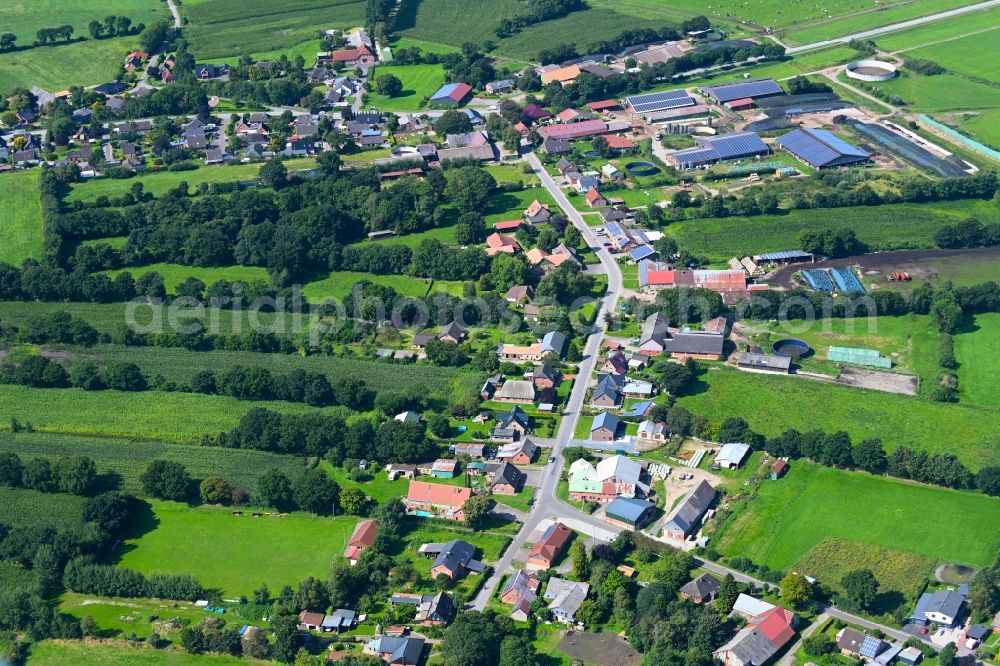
[681,573,721,604]
[541,331,566,357]
[321,609,357,633]
[523,104,551,122]
[898,648,924,666]
[638,312,726,360]
[527,522,573,570]
[636,420,666,444]
[486,232,521,256]
[586,188,609,208]
[505,285,535,304]
[487,461,524,495]
[576,174,600,194]
[404,481,471,521]
[421,539,485,580]
[837,628,870,657]
[592,373,624,408]
[364,635,425,665]
[598,206,628,224]
[524,199,553,225]
[495,380,536,404]
[495,406,531,439]
[395,411,421,424]
[497,341,544,363]
[542,137,571,155]
[622,378,654,399]
[485,79,515,94]
[604,497,656,531]
[590,412,619,442]
[638,312,671,356]
[388,592,455,626]
[343,519,377,565]
[195,64,229,79]
[663,480,715,542]
[713,607,798,666]
[568,455,647,502]
[495,438,537,465]
[909,589,965,627]
[500,569,540,621]
[480,375,503,400]
[715,443,751,469]
[545,577,590,624]
[326,44,376,66]
[531,364,561,390]
[437,321,466,344]
[601,350,629,375]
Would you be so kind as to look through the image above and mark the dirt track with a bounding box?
[768,246,1000,289]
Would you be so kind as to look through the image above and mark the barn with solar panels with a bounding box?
[777,127,869,168]
[624,89,696,116]
[701,78,784,103]
[667,131,769,169]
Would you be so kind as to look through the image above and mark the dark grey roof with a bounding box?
[681,573,721,600]
[532,364,560,382]
[663,331,724,356]
[721,626,782,666]
[497,406,530,430]
[489,461,523,489]
[738,352,790,371]
[606,497,654,524]
[429,539,478,573]
[640,312,670,346]
[370,635,424,663]
[665,480,715,536]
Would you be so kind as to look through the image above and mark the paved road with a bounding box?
[778,612,829,666]
[470,152,626,610]
[784,0,1000,53]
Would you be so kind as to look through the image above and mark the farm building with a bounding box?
[537,120,608,141]
[770,459,788,480]
[827,346,892,369]
[751,250,814,265]
[604,498,656,530]
[430,82,473,107]
[495,380,536,404]
[540,65,581,85]
[624,89,697,121]
[663,480,715,542]
[667,131,770,169]
[701,78,784,103]
[715,443,751,469]
[404,481,471,521]
[437,143,496,162]
[778,127,870,168]
[737,352,791,374]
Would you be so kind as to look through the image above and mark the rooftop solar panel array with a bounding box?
[702,78,783,103]
[860,637,883,659]
[629,245,655,262]
[778,128,868,168]
[624,89,696,114]
[705,132,769,159]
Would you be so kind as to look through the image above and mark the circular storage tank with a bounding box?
[845,59,897,82]
[625,161,659,177]
[771,338,811,358]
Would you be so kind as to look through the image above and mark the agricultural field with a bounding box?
[0,432,308,495]
[393,0,523,48]
[0,0,164,38]
[675,366,1000,469]
[954,313,1000,407]
[493,7,662,59]
[950,109,1000,151]
[181,0,365,59]
[300,270,464,300]
[65,158,319,203]
[903,28,1000,83]
[0,383,353,440]
[0,170,44,265]
[101,263,271,293]
[666,199,1000,264]
[877,6,1000,51]
[366,63,446,111]
[0,561,38,595]
[874,70,1000,112]
[0,486,85,530]
[0,36,140,95]
[27,639,253,665]
[865,248,1000,294]
[118,500,359,596]
[714,462,1000,601]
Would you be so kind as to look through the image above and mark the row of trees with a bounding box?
[34,25,74,46]
[87,16,139,40]
[0,452,99,496]
[63,558,204,601]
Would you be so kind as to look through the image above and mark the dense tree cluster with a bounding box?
[496,0,584,37]
[63,558,204,600]
[0,452,99,496]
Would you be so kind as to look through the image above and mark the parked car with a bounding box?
[548,456,556,463]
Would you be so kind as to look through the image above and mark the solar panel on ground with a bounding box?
[625,89,696,114]
[702,78,783,103]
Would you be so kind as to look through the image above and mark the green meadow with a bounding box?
[0,36,139,94]
[0,170,44,265]
[954,313,1000,407]
[101,263,271,293]
[366,63,447,111]
[118,500,358,596]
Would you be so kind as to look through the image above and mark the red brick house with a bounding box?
[526,522,572,570]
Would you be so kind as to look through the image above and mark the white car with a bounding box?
[548,456,556,463]
[487,105,498,111]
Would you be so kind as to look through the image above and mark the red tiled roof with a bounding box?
[522,104,551,120]
[602,134,635,149]
[528,522,572,564]
[751,607,796,647]
[347,519,378,549]
[407,480,471,508]
[587,100,620,111]
[495,220,523,231]
[585,189,605,204]
[537,119,607,140]
[329,44,373,62]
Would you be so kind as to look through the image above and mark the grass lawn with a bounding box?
[0,36,140,95]
[101,263,270,293]
[675,366,1000,470]
[905,28,1000,83]
[874,70,1000,112]
[492,486,536,513]
[66,158,319,202]
[0,384,352,441]
[27,639,253,665]
[1,431,308,495]
[183,0,364,59]
[714,461,1000,598]
[356,222,458,248]
[366,64,446,111]
[877,6,1000,51]
[484,187,558,225]
[214,38,322,67]
[0,0,164,37]
[485,164,538,186]
[387,36,461,55]
[954,313,1000,407]
[119,500,358,596]
[300,270,464,300]
[0,170,44,264]
[666,199,1000,263]
[396,521,512,599]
